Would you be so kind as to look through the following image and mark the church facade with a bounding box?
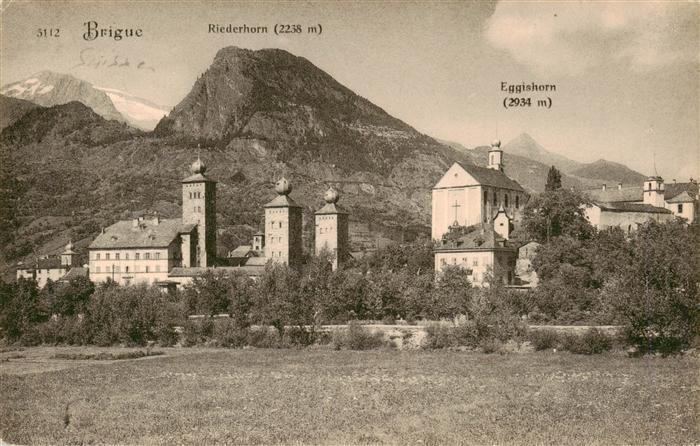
[431,141,527,240]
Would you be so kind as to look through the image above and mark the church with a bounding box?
[88,156,349,288]
[432,140,528,286]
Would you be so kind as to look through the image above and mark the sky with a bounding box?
[1,1,698,179]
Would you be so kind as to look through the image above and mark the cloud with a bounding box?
[485,2,698,76]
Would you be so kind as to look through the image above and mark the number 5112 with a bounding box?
[37,28,60,37]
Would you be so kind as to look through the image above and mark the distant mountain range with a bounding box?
[0,71,170,130]
[0,47,649,279]
[441,133,648,190]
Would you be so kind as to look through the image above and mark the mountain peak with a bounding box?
[1,71,123,122]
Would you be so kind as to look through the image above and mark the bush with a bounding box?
[424,323,459,349]
[562,328,613,355]
[246,326,282,348]
[479,338,504,354]
[212,319,248,348]
[528,329,561,351]
[283,327,317,347]
[332,322,387,350]
[182,318,215,347]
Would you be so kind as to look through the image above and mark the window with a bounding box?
[678,204,683,213]
[279,222,282,228]
[493,193,497,206]
[135,253,140,260]
[95,266,100,273]
[115,253,120,260]
[125,266,129,273]
[114,266,120,273]
[105,253,110,260]
[125,253,129,260]
[452,257,457,265]
[155,252,160,260]
[145,266,149,273]
[516,196,520,209]
[473,259,478,266]
[95,253,100,260]
[198,206,201,213]
[505,194,509,207]
[145,253,150,260]
[155,265,160,272]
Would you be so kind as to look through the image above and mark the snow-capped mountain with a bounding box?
[1,71,123,122]
[95,87,171,131]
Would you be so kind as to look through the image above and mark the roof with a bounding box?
[58,267,88,282]
[228,245,253,258]
[89,218,195,249]
[315,203,347,215]
[435,225,516,252]
[264,194,302,208]
[666,191,695,203]
[456,162,524,192]
[243,256,268,266]
[36,257,63,270]
[594,202,672,214]
[168,266,264,278]
[665,182,698,201]
[584,186,643,203]
[181,173,216,183]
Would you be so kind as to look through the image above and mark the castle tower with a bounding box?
[264,178,303,268]
[315,187,349,270]
[182,155,217,267]
[487,139,504,172]
[60,241,79,267]
[643,176,665,208]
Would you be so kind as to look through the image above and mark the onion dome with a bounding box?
[191,157,206,175]
[491,139,501,148]
[275,177,292,195]
[324,187,339,204]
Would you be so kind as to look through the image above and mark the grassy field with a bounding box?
[1,347,697,445]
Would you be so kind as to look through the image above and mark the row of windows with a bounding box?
[269,221,284,228]
[268,236,287,244]
[93,252,162,261]
[94,265,161,273]
[318,227,336,234]
[188,191,203,199]
[440,257,480,267]
[484,190,520,209]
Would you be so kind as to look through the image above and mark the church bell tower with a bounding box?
[488,139,504,172]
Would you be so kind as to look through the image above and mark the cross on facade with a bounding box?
[452,200,461,224]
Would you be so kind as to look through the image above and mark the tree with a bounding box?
[0,278,46,342]
[545,166,562,191]
[606,220,699,355]
[523,189,593,243]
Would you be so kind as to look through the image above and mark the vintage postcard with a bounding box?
[0,1,698,445]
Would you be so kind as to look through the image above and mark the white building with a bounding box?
[431,140,527,241]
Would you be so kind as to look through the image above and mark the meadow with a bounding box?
[1,347,697,445]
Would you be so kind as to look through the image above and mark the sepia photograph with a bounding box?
[0,1,698,444]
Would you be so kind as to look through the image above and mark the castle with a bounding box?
[432,140,528,286]
[87,156,349,288]
[584,176,698,231]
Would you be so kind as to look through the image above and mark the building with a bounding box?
[88,217,197,285]
[264,177,303,268]
[434,207,519,286]
[431,140,527,241]
[584,176,696,231]
[16,241,82,288]
[314,187,349,270]
[88,156,214,286]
